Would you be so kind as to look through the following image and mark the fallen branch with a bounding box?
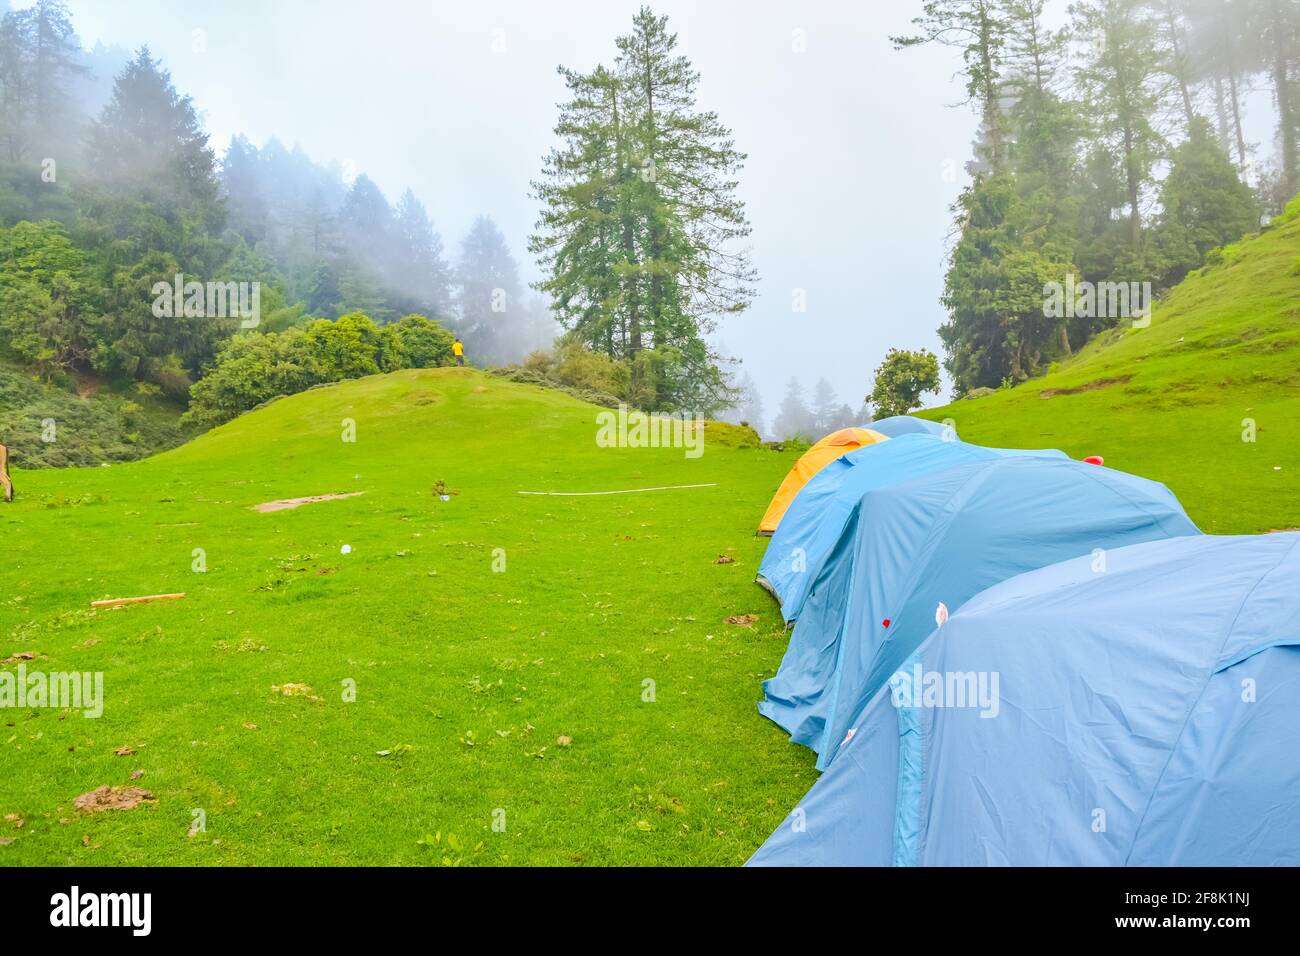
[91,593,186,609]
[517,483,717,497]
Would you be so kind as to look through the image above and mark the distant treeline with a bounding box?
[898,0,1299,395]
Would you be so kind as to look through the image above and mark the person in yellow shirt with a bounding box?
[452,338,465,366]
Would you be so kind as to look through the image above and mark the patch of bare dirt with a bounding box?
[713,555,736,564]
[252,491,364,513]
[73,372,106,398]
[272,683,323,702]
[725,614,759,627]
[1039,375,1133,398]
[2,651,42,666]
[74,785,155,813]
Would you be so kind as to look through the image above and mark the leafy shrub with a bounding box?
[396,314,455,368]
[183,311,455,428]
[549,343,630,397]
[490,365,621,408]
[492,343,628,407]
[702,420,761,448]
[498,343,737,417]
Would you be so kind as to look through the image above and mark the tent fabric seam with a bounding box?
[1066,457,1201,536]
[890,657,925,867]
[1121,535,1300,865]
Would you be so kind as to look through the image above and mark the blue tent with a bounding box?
[758,456,1200,769]
[758,434,1067,622]
[865,416,950,438]
[750,533,1300,866]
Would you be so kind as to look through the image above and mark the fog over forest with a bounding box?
[1,0,1292,441]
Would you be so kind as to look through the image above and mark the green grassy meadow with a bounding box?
[2,202,1297,866]
[1,368,815,865]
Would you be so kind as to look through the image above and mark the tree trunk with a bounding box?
[1270,0,1297,196]
[977,0,1003,172]
[1223,23,1248,167]
[642,35,664,350]
[1028,7,1046,95]
[1162,1,1195,131]
[1123,124,1141,248]
[611,86,642,357]
[1214,75,1231,152]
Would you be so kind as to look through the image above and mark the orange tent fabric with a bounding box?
[758,427,888,535]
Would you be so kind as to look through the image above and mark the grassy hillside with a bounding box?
[4,200,1294,867]
[920,201,1300,534]
[0,367,811,865]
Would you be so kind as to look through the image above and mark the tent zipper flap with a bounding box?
[890,655,925,867]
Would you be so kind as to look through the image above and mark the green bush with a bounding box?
[183,312,456,428]
[702,420,761,448]
[490,365,621,408]
[396,314,455,368]
[549,343,630,397]
[491,343,634,408]
[494,342,742,418]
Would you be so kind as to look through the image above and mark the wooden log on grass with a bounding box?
[91,593,186,609]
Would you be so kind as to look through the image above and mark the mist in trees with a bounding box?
[216,143,557,364]
[0,0,85,164]
[765,375,861,441]
[905,0,1297,397]
[1,36,238,391]
[725,371,767,436]
[4,0,1295,444]
[0,0,563,421]
[457,214,550,367]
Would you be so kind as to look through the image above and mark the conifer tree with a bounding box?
[531,7,753,411]
[893,0,1012,172]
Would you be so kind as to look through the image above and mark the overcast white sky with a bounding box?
[44,0,1274,417]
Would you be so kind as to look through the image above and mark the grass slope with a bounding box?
[1,368,810,865]
[920,206,1300,533]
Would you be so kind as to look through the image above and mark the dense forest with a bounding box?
[0,0,556,463]
[903,0,1299,396]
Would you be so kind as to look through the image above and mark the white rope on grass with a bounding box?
[518,483,717,497]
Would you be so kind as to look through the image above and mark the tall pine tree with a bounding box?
[531,7,753,412]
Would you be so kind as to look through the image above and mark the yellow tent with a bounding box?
[758,427,888,535]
